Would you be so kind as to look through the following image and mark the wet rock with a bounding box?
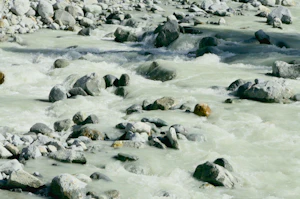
[0,160,23,175]
[186,133,206,142]
[155,20,180,47]
[20,145,42,160]
[118,74,130,87]
[70,126,104,140]
[0,145,13,158]
[117,153,139,162]
[213,158,234,172]
[68,87,88,97]
[193,161,237,188]
[151,97,177,110]
[199,37,219,49]
[137,61,177,82]
[49,149,87,164]
[166,127,179,149]
[103,74,118,88]
[54,10,76,27]
[194,103,211,117]
[148,136,167,149]
[80,114,99,125]
[7,170,44,190]
[78,27,92,36]
[38,0,54,19]
[73,73,103,96]
[90,172,112,181]
[54,58,70,69]
[11,0,30,16]
[236,82,253,97]
[114,27,138,43]
[73,111,86,125]
[267,6,292,25]
[272,61,300,79]
[125,122,151,134]
[255,29,271,44]
[196,46,221,57]
[50,173,87,199]
[49,84,67,102]
[54,119,72,132]
[30,123,53,135]
[5,143,19,156]
[0,71,4,85]
[112,140,145,149]
[227,79,247,91]
[171,124,188,135]
[141,118,168,127]
[115,87,128,97]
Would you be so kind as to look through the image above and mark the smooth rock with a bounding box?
[73,73,102,96]
[199,37,219,49]
[8,169,44,190]
[49,149,87,164]
[0,159,23,175]
[20,145,42,160]
[54,10,76,27]
[5,143,19,156]
[68,87,88,97]
[49,84,67,102]
[151,97,177,110]
[125,122,151,134]
[255,29,271,44]
[115,87,128,97]
[148,136,167,149]
[38,0,54,19]
[114,27,137,43]
[141,118,168,127]
[74,174,91,183]
[11,0,30,16]
[90,172,112,181]
[30,123,53,135]
[118,74,130,87]
[194,103,211,117]
[166,127,179,149]
[73,111,86,125]
[126,104,143,115]
[54,119,72,132]
[155,20,180,47]
[213,158,234,172]
[103,74,118,88]
[65,5,84,18]
[272,61,300,79]
[80,114,99,125]
[117,153,139,162]
[267,6,292,25]
[227,79,247,91]
[0,145,13,158]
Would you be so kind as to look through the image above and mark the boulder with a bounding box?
[255,29,271,44]
[69,126,104,140]
[273,17,282,29]
[155,20,180,47]
[114,27,137,43]
[103,74,118,88]
[0,71,4,84]
[54,119,72,132]
[38,0,54,19]
[126,104,143,115]
[193,161,237,188]
[49,149,87,164]
[0,145,13,158]
[118,74,130,87]
[267,6,292,25]
[54,58,70,68]
[116,153,139,162]
[68,87,88,97]
[54,10,76,27]
[272,61,300,79]
[199,37,219,49]
[201,0,214,11]
[227,79,247,91]
[11,0,30,16]
[73,111,86,125]
[137,61,177,82]
[259,0,276,6]
[194,103,211,117]
[151,97,177,110]
[20,145,42,160]
[65,5,84,18]
[83,5,103,15]
[50,174,87,199]
[148,136,167,149]
[80,17,94,27]
[115,87,128,97]
[125,122,151,134]
[0,160,23,175]
[5,143,20,156]
[90,172,112,181]
[78,27,92,36]
[49,84,67,102]
[166,127,179,149]
[7,169,44,190]
[213,158,234,172]
[73,73,103,96]
[30,123,53,135]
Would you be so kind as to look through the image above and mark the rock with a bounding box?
[30,123,53,135]
[54,59,70,69]
[199,37,219,49]
[114,86,127,97]
[240,79,293,103]
[166,127,179,149]
[151,97,177,110]
[50,174,87,199]
[194,103,211,117]
[193,161,237,188]
[255,29,271,44]
[73,111,86,125]
[69,126,104,140]
[0,145,13,158]
[118,74,130,87]
[281,0,296,6]
[5,143,19,156]
[201,0,214,11]
[114,27,137,43]
[54,119,72,132]
[38,0,54,19]
[126,104,143,115]
[68,87,88,97]
[73,73,103,96]
[259,0,276,6]
[141,118,168,127]
[138,61,177,82]
[0,71,4,85]
[267,6,292,25]
[218,17,226,25]
[170,124,188,135]
[148,136,167,149]
[83,5,102,15]
[273,17,282,29]
[122,18,140,28]
[11,0,30,16]
[49,149,87,164]
[213,158,234,172]
[196,46,221,57]
[80,17,94,27]
[103,75,118,88]
[155,20,180,47]
[186,133,206,142]
[272,61,300,79]
[90,172,112,181]
[20,145,42,160]
[80,114,99,125]
[65,5,84,18]
[7,170,44,190]
[0,159,23,175]
[227,79,247,91]
[78,27,92,36]
[116,153,139,162]
[49,84,67,102]
[125,122,151,134]
[112,140,145,149]
[73,174,91,183]
[54,10,76,27]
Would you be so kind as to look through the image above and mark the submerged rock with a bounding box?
[116,153,139,161]
[166,127,179,149]
[90,172,112,181]
[114,27,137,43]
[155,20,180,47]
[255,29,271,44]
[272,61,300,79]
[54,58,70,69]
[141,118,168,127]
[213,158,234,172]
[72,111,86,125]
[103,74,118,88]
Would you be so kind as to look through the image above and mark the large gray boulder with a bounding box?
[151,97,177,110]
[49,149,87,164]
[239,79,293,103]
[7,169,44,190]
[137,61,177,82]
[30,123,53,135]
[155,20,180,47]
[20,145,42,160]
[255,29,271,44]
[193,161,238,188]
[38,0,54,19]
[267,6,292,25]
[54,10,76,27]
[272,61,300,79]
[11,0,30,16]
[114,27,138,43]
[0,159,23,175]
[50,174,87,199]
[65,5,84,18]
[49,84,67,102]
[73,73,103,96]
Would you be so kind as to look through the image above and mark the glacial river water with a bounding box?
[1,1,300,198]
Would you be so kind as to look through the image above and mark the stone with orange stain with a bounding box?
[194,103,211,117]
[0,71,4,84]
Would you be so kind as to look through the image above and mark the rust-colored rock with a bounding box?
[0,71,4,84]
[194,103,211,117]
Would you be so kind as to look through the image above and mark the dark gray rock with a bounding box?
[142,100,152,110]
[118,74,130,87]
[54,10,76,27]
[227,79,247,91]
[49,84,67,102]
[49,149,87,164]
[54,59,70,69]
[114,27,137,43]
[151,97,177,110]
[199,37,219,49]
[115,87,128,97]
[255,29,271,44]
[72,111,85,125]
[68,87,88,97]
[267,6,292,25]
[193,161,237,188]
[7,170,44,190]
[54,119,72,132]
[155,20,180,47]
[103,74,118,88]
[30,123,53,135]
[126,104,143,115]
[90,172,112,181]
[50,174,87,199]
[69,126,104,140]
[213,158,234,172]
[117,153,139,162]
[141,118,168,127]
[272,61,300,79]
[80,114,99,125]
[115,122,127,130]
[148,136,167,149]
[236,81,253,97]
[73,73,102,96]
[78,28,92,36]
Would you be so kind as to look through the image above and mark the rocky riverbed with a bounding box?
[1,0,300,198]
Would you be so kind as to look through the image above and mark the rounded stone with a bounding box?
[194,103,211,117]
